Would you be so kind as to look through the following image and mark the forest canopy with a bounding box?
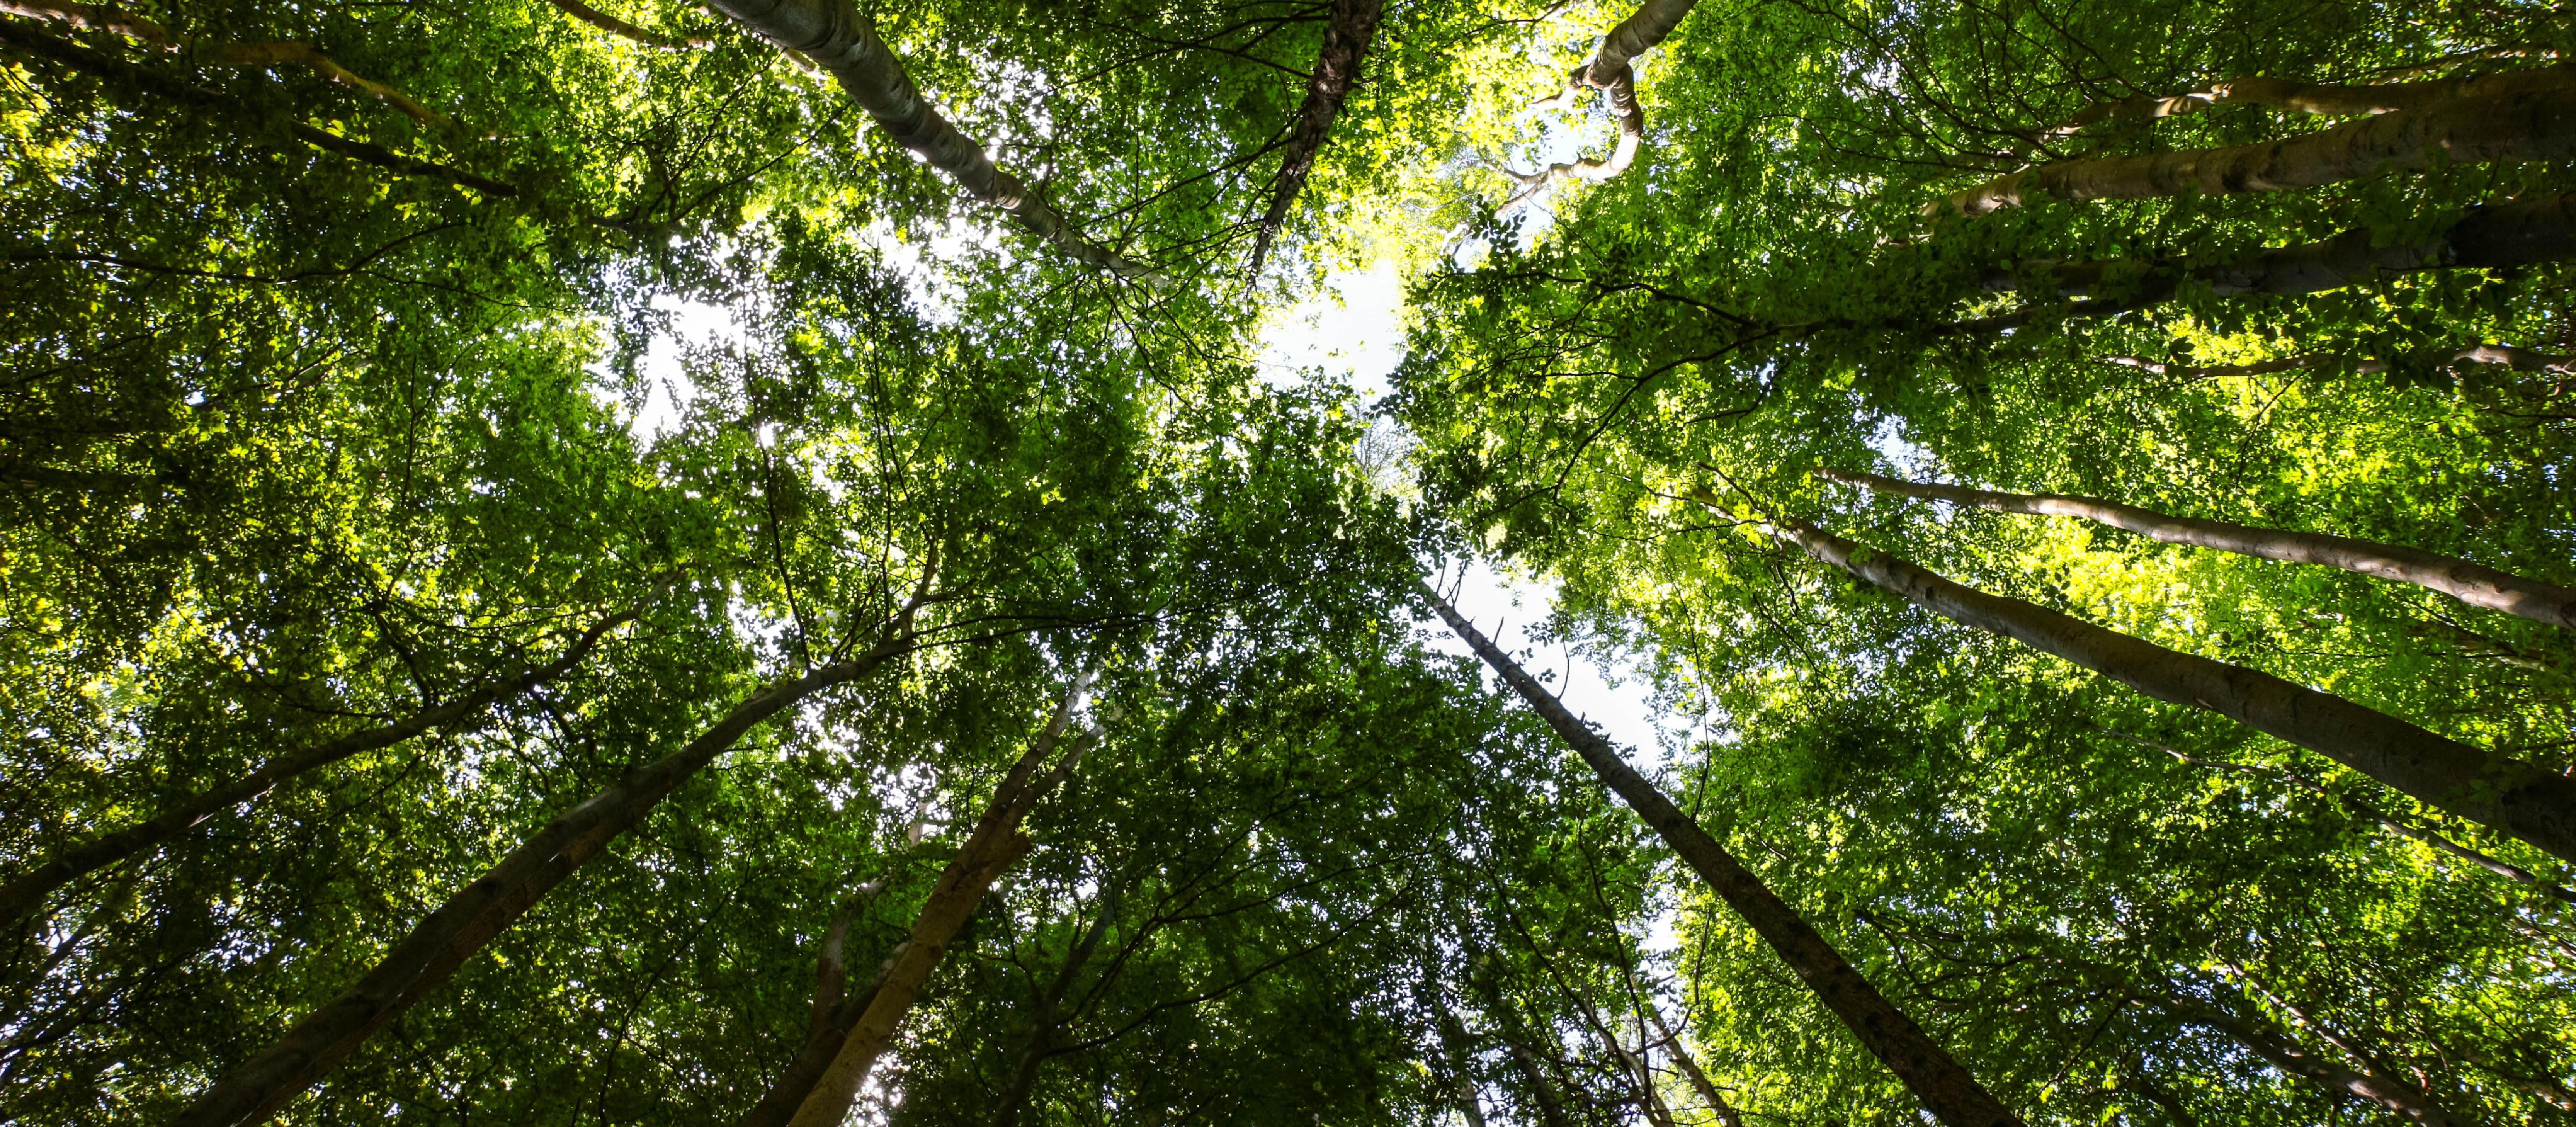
[1,0,2569,1123]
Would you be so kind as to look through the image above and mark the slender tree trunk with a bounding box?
[985,879,1121,1127]
[0,612,633,925]
[1816,467,2576,629]
[697,0,1149,277]
[2099,343,2575,379]
[1500,0,1687,202]
[1952,192,2574,330]
[1432,1001,1490,1127]
[1420,582,2026,1127]
[2157,994,2481,1127]
[733,887,893,1127]
[780,675,1107,1127]
[1744,512,2576,862]
[1246,0,1381,278]
[2031,66,2572,143]
[1581,0,1696,87]
[1505,1042,1577,1127]
[1945,67,2573,215]
[1644,1000,1744,1127]
[171,586,934,1127]
[1,0,449,122]
[534,0,709,49]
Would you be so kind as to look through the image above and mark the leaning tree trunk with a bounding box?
[697,0,1148,277]
[2098,343,2574,380]
[1955,192,2575,330]
[2026,66,2573,147]
[1815,467,2576,630]
[732,886,893,1127]
[1646,1000,1745,1127]
[0,613,633,925]
[1501,0,1690,203]
[2156,993,2480,1127]
[985,879,1121,1127]
[1743,510,2576,862]
[1944,66,2573,215]
[1420,582,2027,1127]
[170,587,934,1127]
[1580,0,1697,87]
[2,0,449,121]
[1246,0,1382,278]
[776,675,1107,1127]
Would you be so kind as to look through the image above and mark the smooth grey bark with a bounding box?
[2028,66,2574,144]
[1421,581,2027,1127]
[0,614,632,925]
[535,0,710,49]
[1815,467,2576,629]
[1581,0,1697,87]
[782,675,1107,1127]
[1946,66,2573,215]
[698,0,1149,276]
[1953,193,2574,330]
[1500,0,1687,202]
[1247,0,1382,278]
[1,0,448,121]
[1747,512,2576,862]
[732,889,893,1127]
[171,585,936,1127]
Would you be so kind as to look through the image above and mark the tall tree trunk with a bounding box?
[733,887,894,1127]
[697,0,1149,277]
[1815,467,2576,629]
[1943,67,2573,215]
[2,0,449,122]
[1432,1000,1490,1127]
[1581,0,1697,87]
[779,674,1108,1127]
[1742,510,2576,862]
[1246,0,1381,278]
[1420,582,2027,1127]
[2097,343,2574,379]
[2156,993,2481,1127]
[985,879,1121,1127]
[534,0,709,49]
[0,614,633,925]
[2029,66,2572,144]
[1644,1000,1744,1127]
[171,584,935,1127]
[1953,192,2574,330]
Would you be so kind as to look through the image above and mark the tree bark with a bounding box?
[1744,511,2576,863]
[1420,581,2026,1127]
[1,0,449,122]
[1815,467,2576,630]
[1952,193,2575,330]
[534,0,709,49]
[1945,66,2573,215]
[1645,1000,1744,1127]
[697,0,1150,277]
[1246,0,1381,278]
[2031,66,2573,143]
[984,879,1121,1127]
[733,887,892,1127]
[0,614,633,925]
[2098,343,2575,379]
[170,584,935,1127]
[780,674,1107,1127]
[2157,994,2481,1127]
[1581,0,1697,88]
[1504,70,1643,207]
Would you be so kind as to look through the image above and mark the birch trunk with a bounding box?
[1,0,447,121]
[1421,582,2027,1127]
[2034,66,2573,141]
[781,676,1106,1127]
[1247,0,1381,277]
[0,614,631,925]
[1946,66,2573,215]
[172,590,933,1127]
[697,0,1149,277]
[1815,467,2576,629]
[1752,514,2576,862]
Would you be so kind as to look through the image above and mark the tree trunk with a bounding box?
[0,612,632,926]
[733,888,893,1127]
[1505,72,1643,206]
[697,0,1149,277]
[1420,582,2027,1127]
[1,0,449,122]
[2031,66,2573,143]
[780,675,1107,1127]
[1815,467,2576,630]
[2158,994,2481,1127]
[2098,343,2575,380]
[1581,0,1697,87]
[1246,0,1382,278]
[1952,193,2575,330]
[1432,1001,1490,1127]
[1748,512,2576,862]
[1945,66,2573,215]
[534,0,709,49]
[985,879,1121,1127]
[1644,1000,1744,1127]
[171,588,934,1127]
